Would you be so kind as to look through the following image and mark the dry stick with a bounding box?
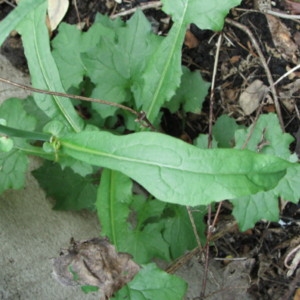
[225,18,285,132]
[235,8,300,21]
[73,0,81,25]
[186,206,203,256]
[272,64,300,87]
[0,77,156,130]
[207,33,222,148]
[110,1,162,19]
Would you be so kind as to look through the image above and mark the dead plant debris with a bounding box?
[52,237,140,300]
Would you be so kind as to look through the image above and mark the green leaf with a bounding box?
[0,99,36,132]
[61,131,292,206]
[131,195,166,226]
[136,22,185,124]
[213,115,243,148]
[82,10,161,118]
[194,134,218,149]
[234,114,294,159]
[16,3,84,133]
[51,18,119,90]
[275,164,300,203]
[0,150,28,194]
[113,263,187,300]
[0,99,37,194]
[166,67,210,114]
[231,114,298,230]
[96,169,170,263]
[0,0,46,46]
[32,161,97,210]
[162,205,206,259]
[162,0,242,31]
[0,136,14,152]
[233,166,300,231]
[231,192,279,231]
[137,0,241,124]
[80,285,99,294]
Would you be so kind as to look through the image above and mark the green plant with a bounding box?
[0,0,299,298]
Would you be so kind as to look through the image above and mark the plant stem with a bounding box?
[0,124,51,141]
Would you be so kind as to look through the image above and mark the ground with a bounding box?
[0,0,300,299]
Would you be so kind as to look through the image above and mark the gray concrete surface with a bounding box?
[0,54,100,300]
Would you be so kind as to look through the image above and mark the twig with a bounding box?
[186,206,204,257]
[0,77,156,130]
[272,64,300,87]
[0,0,16,8]
[110,1,162,19]
[235,8,300,21]
[207,33,223,148]
[225,18,285,132]
[73,0,81,25]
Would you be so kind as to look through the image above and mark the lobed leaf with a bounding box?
[162,0,242,31]
[61,131,292,206]
[113,263,187,300]
[51,17,121,90]
[0,150,28,194]
[165,67,210,114]
[231,114,299,230]
[82,10,162,119]
[32,161,97,210]
[234,114,294,159]
[162,205,206,259]
[0,99,36,194]
[231,192,279,231]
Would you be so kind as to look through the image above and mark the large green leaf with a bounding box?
[60,131,292,206]
[96,169,170,263]
[135,0,241,124]
[0,0,46,46]
[136,22,185,124]
[16,3,84,133]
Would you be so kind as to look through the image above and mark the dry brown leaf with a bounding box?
[239,79,268,115]
[184,30,199,49]
[266,14,298,64]
[52,237,140,299]
[48,0,69,31]
[229,55,241,64]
